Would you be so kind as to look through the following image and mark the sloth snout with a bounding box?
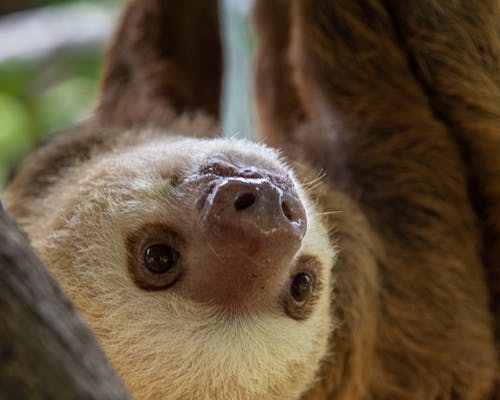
[185,170,307,309]
[205,177,306,241]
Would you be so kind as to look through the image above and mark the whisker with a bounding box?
[314,210,343,217]
[302,171,327,193]
[207,241,225,264]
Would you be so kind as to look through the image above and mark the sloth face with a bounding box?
[18,135,335,400]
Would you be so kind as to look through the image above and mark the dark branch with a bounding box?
[0,207,131,399]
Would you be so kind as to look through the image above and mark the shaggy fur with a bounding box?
[4,0,500,399]
[382,0,500,360]
[255,0,498,398]
[6,125,335,400]
[5,1,336,398]
[97,0,222,128]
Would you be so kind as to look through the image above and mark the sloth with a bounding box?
[3,0,499,399]
[6,125,334,400]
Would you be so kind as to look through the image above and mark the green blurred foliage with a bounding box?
[0,0,253,190]
[0,47,102,188]
[0,2,108,189]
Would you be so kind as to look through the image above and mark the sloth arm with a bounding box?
[254,1,497,399]
[384,1,500,351]
[97,0,222,129]
[6,0,224,219]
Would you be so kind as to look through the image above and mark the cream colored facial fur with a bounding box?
[5,132,335,400]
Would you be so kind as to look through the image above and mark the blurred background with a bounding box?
[0,0,254,190]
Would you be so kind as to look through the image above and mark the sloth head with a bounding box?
[5,129,334,400]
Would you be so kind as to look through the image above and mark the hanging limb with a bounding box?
[383,0,500,349]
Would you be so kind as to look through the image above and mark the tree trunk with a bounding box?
[0,203,132,399]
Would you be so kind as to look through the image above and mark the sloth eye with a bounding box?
[291,273,313,303]
[144,244,179,274]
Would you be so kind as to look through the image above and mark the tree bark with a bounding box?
[0,204,132,399]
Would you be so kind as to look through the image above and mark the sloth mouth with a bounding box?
[180,156,293,188]
[198,157,294,187]
[181,156,300,216]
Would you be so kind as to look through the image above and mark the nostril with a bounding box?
[234,192,256,211]
[281,200,293,222]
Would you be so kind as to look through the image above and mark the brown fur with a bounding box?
[382,0,500,370]
[4,0,500,399]
[255,0,498,398]
[97,0,222,128]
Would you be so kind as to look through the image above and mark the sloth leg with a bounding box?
[97,0,222,129]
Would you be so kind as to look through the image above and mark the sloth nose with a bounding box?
[206,177,306,240]
[187,173,307,309]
